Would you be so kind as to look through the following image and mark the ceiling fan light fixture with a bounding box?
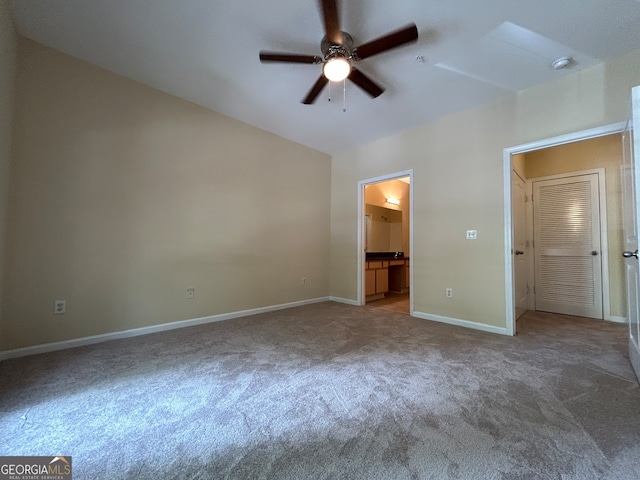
[323,57,351,81]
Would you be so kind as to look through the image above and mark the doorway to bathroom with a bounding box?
[358,170,413,315]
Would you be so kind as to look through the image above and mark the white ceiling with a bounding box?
[10,0,640,155]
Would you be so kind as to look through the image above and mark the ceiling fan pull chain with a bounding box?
[343,78,347,112]
[328,81,332,102]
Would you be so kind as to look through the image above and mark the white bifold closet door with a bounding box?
[533,173,603,319]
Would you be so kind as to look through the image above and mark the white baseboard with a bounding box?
[607,315,627,324]
[412,310,509,336]
[329,296,360,306]
[0,296,331,361]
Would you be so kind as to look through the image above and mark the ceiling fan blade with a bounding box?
[259,52,321,64]
[353,23,418,60]
[348,67,384,98]
[320,0,342,45]
[302,75,329,104]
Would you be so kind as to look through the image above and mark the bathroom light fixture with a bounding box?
[323,57,351,81]
[386,197,400,205]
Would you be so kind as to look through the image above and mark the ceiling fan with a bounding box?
[259,0,419,104]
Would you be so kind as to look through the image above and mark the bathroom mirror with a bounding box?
[365,204,403,252]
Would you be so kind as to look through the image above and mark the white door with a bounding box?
[622,85,640,380]
[512,170,528,319]
[533,173,603,319]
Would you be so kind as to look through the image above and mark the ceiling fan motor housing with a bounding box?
[321,32,354,61]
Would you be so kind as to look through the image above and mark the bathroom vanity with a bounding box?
[365,252,409,300]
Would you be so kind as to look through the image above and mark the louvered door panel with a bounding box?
[538,256,594,305]
[533,174,603,319]
[538,181,593,248]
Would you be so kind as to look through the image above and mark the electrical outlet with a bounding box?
[445,288,453,298]
[54,300,66,315]
[186,287,195,299]
[301,277,307,286]
[466,230,478,240]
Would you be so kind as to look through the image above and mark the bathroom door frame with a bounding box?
[357,169,414,313]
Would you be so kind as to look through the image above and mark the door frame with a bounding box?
[503,122,626,335]
[357,169,414,311]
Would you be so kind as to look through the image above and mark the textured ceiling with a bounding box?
[10,0,640,154]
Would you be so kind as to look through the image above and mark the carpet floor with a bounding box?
[1,302,640,479]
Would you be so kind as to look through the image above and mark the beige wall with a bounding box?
[524,134,625,318]
[0,0,16,346]
[2,38,331,350]
[331,49,640,330]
